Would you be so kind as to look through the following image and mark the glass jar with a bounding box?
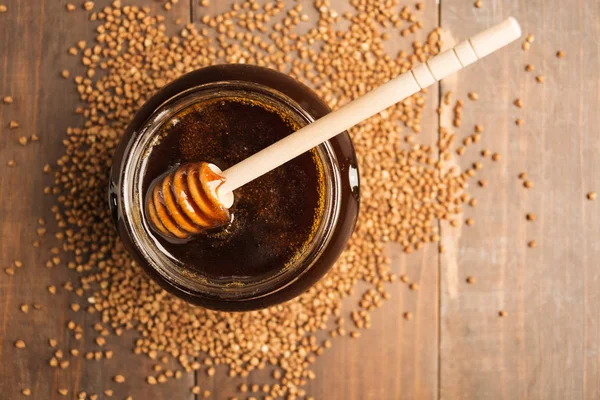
[109,65,360,311]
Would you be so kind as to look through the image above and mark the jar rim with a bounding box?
[120,80,343,302]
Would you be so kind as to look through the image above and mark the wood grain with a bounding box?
[188,1,441,398]
[439,0,600,399]
[0,1,196,399]
[1,0,599,399]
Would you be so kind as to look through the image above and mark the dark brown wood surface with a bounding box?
[0,0,598,399]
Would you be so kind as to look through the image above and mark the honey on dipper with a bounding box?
[142,95,325,281]
[147,161,230,239]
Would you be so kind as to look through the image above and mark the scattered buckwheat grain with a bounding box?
[23,1,507,397]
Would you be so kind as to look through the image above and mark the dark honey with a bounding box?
[142,96,325,284]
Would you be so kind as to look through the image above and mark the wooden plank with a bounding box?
[304,1,441,397]
[190,1,441,398]
[439,1,600,399]
[304,248,440,400]
[0,1,195,399]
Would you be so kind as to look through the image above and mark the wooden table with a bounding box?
[1,0,598,399]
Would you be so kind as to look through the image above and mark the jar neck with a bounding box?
[121,81,343,302]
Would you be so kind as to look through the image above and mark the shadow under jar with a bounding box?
[109,65,360,311]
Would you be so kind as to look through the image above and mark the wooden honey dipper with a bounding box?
[147,18,521,240]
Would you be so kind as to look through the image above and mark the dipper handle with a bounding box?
[219,17,521,195]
